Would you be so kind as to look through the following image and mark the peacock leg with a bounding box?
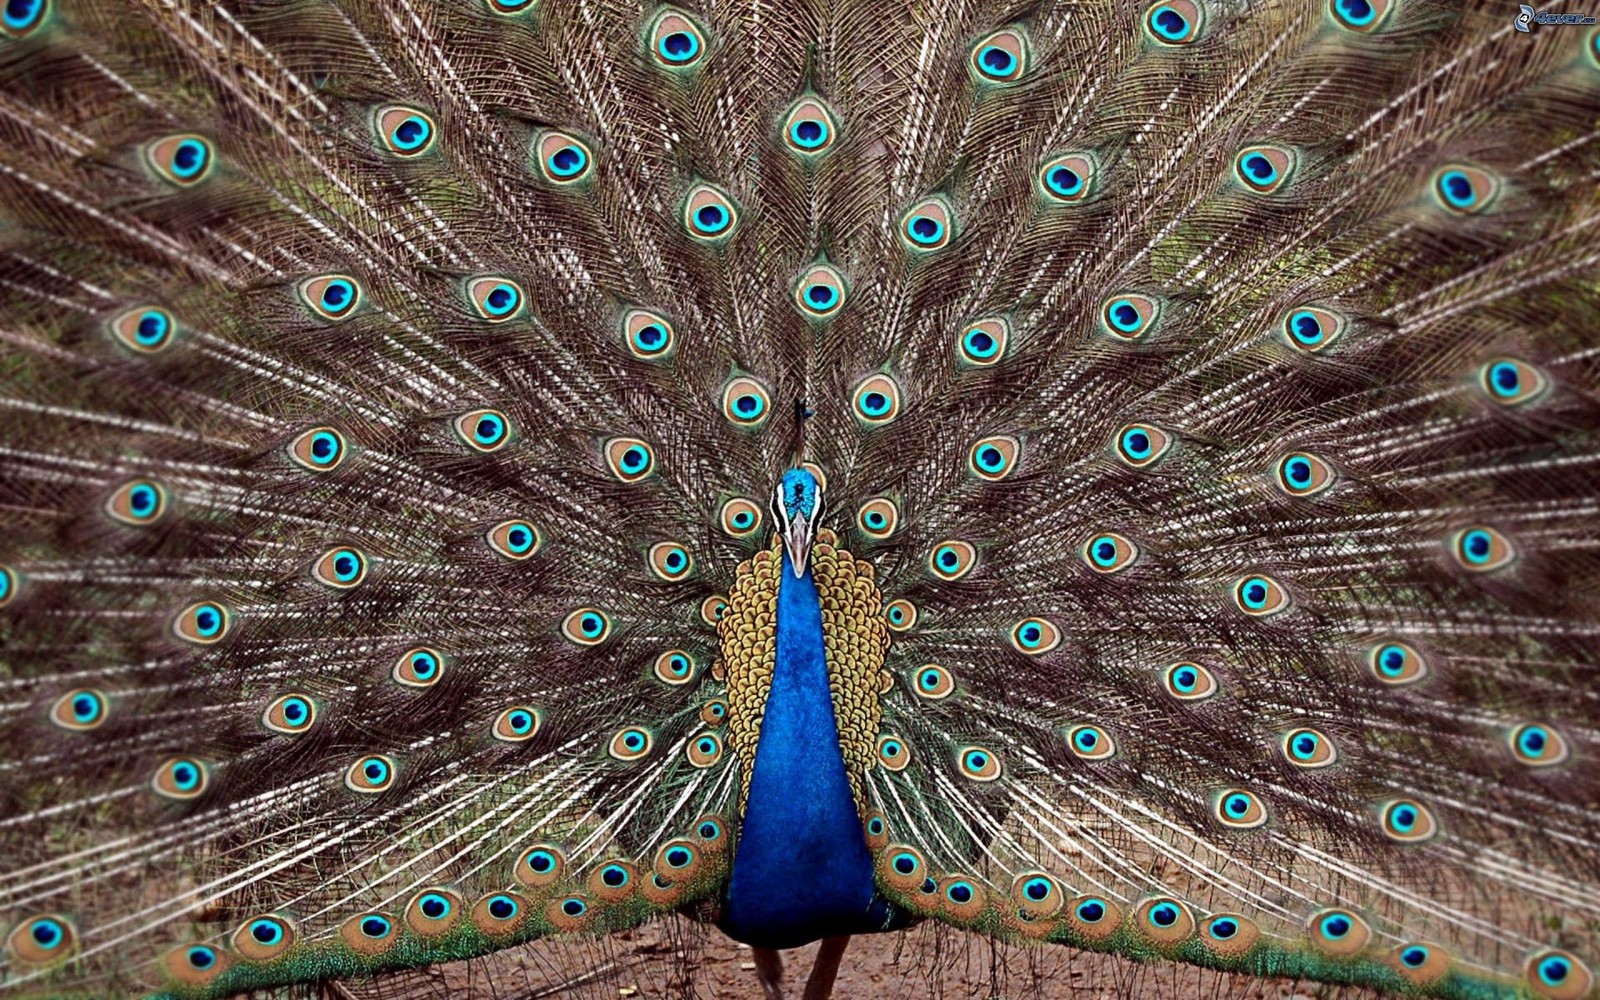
[752,945,785,999]
[800,935,852,1000]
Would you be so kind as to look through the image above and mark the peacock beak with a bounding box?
[782,512,813,578]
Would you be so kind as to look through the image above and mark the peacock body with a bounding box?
[1,0,1599,996]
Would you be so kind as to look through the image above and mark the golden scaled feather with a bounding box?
[1,0,1599,997]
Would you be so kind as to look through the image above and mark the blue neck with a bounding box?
[719,552,883,949]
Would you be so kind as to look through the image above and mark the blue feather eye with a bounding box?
[1282,728,1337,768]
[1233,574,1289,616]
[516,845,567,887]
[109,306,176,353]
[879,845,927,892]
[1163,661,1218,701]
[1308,908,1370,955]
[1508,723,1570,767]
[852,373,902,424]
[375,106,435,156]
[1070,896,1120,938]
[968,435,1020,481]
[160,943,226,986]
[486,519,541,560]
[472,892,527,934]
[609,727,653,760]
[145,134,214,186]
[152,757,208,800]
[1480,357,1548,405]
[718,497,762,537]
[454,408,511,452]
[856,497,899,539]
[604,437,655,482]
[345,755,396,794]
[1,0,47,36]
[683,183,738,240]
[406,890,463,935]
[721,376,771,428]
[298,274,362,321]
[1525,949,1594,998]
[686,732,723,767]
[354,914,393,941]
[1067,724,1115,760]
[6,915,77,964]
[653,649,697,685]
[50,688,108,731]
[1329,0,1393,32]
[1275,452,1334,497]
[1215,789,1267,829]
[1201,914,1259,956]
[957,318,1009,366]
[1009,617,1060,655]
[1039,154,1095,203]
[1082,532,1138,574]
[957,745,1002,781]
[312,546,368,589]
[288,426,347,472]
[1009,873,1063,920]
[795,263,847,318]
[901,197,954,252]
[1433,164,1498,215]
[876,734,911,771]
[911,664,956,700]
[1379,798,1437,842]
[700,595,729,626]
[1113,422,1173,468]
[1282,305,1347,353]
[648,541,694,581]
[884,598,917,631]
[493,706,541,743]
[1101,293,1160,340]
[1367,640,1427,685]
[105,478,168,526]
[1234,145,1294,194]
[623,308,677,360]
[394,646,444,687]
[562,607,612,646]
[534,130,593,184]
[1145,2,1203,44]
[466,277,525,322]
[1136,897,1195,943]
[172,601,232,645]
[971,28,1027,82]
[262,693,317,734]
[783,98,837,155]
[233,915,295,960]
[649,8,705,68]
[928,540,976,581]
[1451,525,1515,572]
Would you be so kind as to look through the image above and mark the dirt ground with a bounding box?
[328,921,1385,999]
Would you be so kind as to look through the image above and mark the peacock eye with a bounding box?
[928,540,976,581]
[233,915,295,960]
[105,479,168,526]
[604,437,656,482]
[0,0,48,36]
[1101,293,1160,340]
[1479,357,1548,406]
[783,98,837,155]
[884,598,917,632]
[876,734,911,771]
[1275,452,1335,497]
[1507,723,1570,767]
[493,706,541,742]
[957,745,1001,781]
[648,541,694,580]
[852,373,902,424]
[649,9,706,68]
[856,497,899,538]
[957,318,1009,365]
[263,693,317,734]
[454,408,512,452]
[720,497,763,537]
[968,435,1020,480]
[1163,661,1218,701]
[1145,1,1204,44]
[172,601,232,645]
[407,889,463,935]
[720,376,771,428]
[1067,724,1115,760]
[466,277,525,322]
[1282,306,1347,353]
[1432,164,1499,215]
[970,28,1027,82]
[50,688,108,731]
[485,0,533,14]
[900,196,954,252]
[1040,154,1095,203]
[686,732,722,767]
[1368,640,1428,686]
[683,184,738,240]
[1379,798,1437,842]
[146,134,214,186]
[1234,145,1294,193]
[795,264,847,318]
[486,519,540,560]
[913,664,955,700]
[289,427,348,471]
[1309,908,1371,955]
[653,649,696,685]
[1082,532,1138,573]
[110,306,176,353]
[1282,728,1337,768]
[608,726,653,760]
[1233,574,1289,616]
[7,915,79,964]
[375,106,436,156]
[345,755,396,794]
[1137,898,1195,943]
[517,845,566,887]
[152,757,209,799]
[1215,788,1268,829]
[1114,422,1173,467]
[1009,617,1060,655]
[1451,525,1515,572]
[1329,0,1394,32]
[533,130,593,184]
[299,274,363,321]
[622,309,676,360]
[562,608,612,646]
[394,647,444,687]
[477,892,524,928]
[312,546,369,589]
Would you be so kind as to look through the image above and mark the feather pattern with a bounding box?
[1,0,1598,997]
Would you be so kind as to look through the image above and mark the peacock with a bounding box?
[1,0,1598,996]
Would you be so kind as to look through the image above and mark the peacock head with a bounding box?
[773,467,823,577]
